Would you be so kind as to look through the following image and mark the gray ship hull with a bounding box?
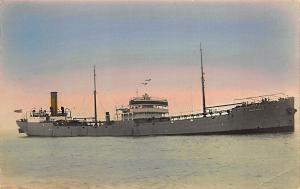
[17,97,296,137]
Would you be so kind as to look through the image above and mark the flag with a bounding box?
[14,109,23,113]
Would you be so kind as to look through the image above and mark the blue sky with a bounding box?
[2,1,297,79]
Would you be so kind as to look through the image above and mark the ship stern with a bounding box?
[16,120,28,134]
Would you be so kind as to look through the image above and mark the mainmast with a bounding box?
[93,65,98,126]
[200,43,206,116]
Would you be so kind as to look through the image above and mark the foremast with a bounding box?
[200,43,206,116]
[94,65,98,126]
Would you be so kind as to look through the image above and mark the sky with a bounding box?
[0,0,298,132]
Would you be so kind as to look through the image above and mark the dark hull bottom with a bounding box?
[171,126,294,136]
[24,126,294,137]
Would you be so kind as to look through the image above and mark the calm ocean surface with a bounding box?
[0,131,299,189]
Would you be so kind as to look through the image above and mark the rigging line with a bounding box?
[79,94,88,118]
[190,85,194,113]
[110,95,120,111]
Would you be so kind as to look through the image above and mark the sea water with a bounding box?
[0,131,299,189]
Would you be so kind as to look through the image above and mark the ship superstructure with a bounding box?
[116,93,169,121]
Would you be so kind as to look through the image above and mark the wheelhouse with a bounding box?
[116,93,169,120]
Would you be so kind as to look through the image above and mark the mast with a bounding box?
[93,65,98,126]
[200,43,206,116]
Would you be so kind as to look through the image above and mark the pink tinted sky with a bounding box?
[0,61,298,133]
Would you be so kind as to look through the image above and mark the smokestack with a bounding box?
[50,92,58,115]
